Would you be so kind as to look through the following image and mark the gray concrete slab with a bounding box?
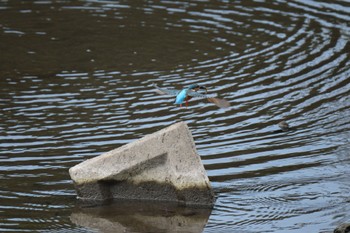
[69,122,214,207]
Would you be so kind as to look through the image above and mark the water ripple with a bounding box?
[0,0,350,232]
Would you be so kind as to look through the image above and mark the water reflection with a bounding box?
[71,201,212,233]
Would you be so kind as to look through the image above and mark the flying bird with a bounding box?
[153,83,230,108]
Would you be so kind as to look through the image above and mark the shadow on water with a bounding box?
[71,200,212,233]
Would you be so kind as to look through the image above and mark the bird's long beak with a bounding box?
[200,86,207,94]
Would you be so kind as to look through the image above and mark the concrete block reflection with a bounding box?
[71,200,212,233]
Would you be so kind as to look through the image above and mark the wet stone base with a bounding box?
[74,180,215,208]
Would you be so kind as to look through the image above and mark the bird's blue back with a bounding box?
[175,89,187,104]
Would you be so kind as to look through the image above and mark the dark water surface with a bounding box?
[1,0,350,232]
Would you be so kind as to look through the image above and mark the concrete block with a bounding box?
[69,121,214,207]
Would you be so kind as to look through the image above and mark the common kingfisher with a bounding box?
[153,83,230,108]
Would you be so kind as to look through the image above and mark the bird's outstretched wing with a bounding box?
[187,90,206,98]
[207,97,231,108]
[188,90,230,108]
[187,90,217,99]
[153,84,180,96]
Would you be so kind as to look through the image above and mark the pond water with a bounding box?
[1,0,350,232]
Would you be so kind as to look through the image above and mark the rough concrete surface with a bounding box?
[69,121,214,207]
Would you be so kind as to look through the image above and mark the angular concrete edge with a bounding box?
[69,121,215,207]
